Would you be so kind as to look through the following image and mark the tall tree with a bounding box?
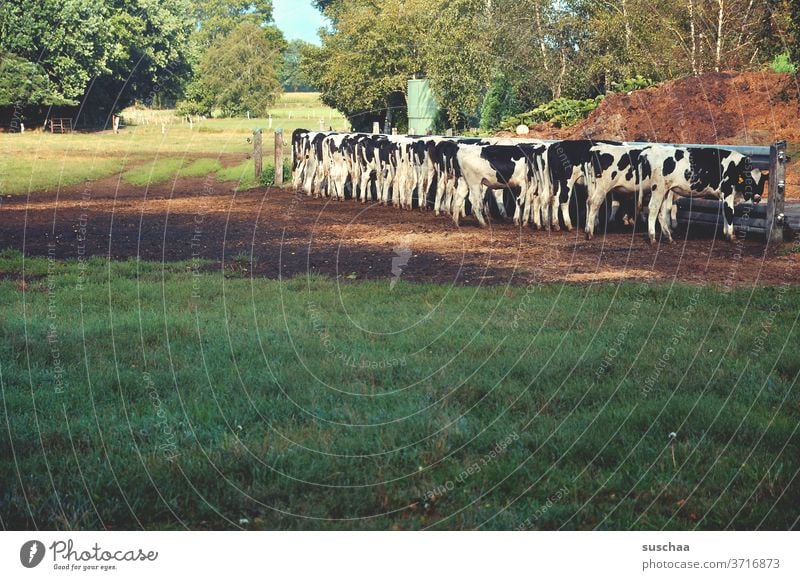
[302,0,429,130]
[197,22,283,116]
[281,40,315,92]
[0,0,194,124]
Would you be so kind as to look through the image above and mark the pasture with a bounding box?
[1,250,798,530]
[0,93,348,195]
[1,93,799,531]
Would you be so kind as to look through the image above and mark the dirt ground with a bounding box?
[2,174,800,287]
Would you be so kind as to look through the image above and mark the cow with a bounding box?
[583,144,649,240]
[291,128,309,189]
[453,143,547,228]
[637,145,767,243]
[547,139,622,232]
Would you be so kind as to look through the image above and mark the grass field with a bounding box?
[1,251,797,530]
[0,93,346,195]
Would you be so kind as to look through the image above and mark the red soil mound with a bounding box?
[518,72,800,196]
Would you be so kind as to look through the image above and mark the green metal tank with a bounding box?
[407,79,438,135]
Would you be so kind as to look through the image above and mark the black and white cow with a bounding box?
[454,143,548,228]
[547,139,622,231]
[291,128,309,188]
[583,144,649,239]
[637,145,767,243]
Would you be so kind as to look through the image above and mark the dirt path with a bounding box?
[2,175,799,286]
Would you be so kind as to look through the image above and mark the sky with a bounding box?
[272,0,328,45]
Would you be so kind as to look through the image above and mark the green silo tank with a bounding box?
[407,79,438,135]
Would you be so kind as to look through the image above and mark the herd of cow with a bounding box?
[291,130,768,243]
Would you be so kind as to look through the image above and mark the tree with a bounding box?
[480,74,518,131]
[0,0,112,104]
[192,0,275,47]
[280,40,315,92]
[0,0,195,123]
[302,0,429,131]
[197,22,283,116]
[422,0,493,127]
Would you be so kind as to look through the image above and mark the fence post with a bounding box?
[253,128,263,181]
[274,128,284,187]
[372,122,380,134]
[766,140,787,244]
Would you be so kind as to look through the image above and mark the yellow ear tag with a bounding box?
[738,176,744,184]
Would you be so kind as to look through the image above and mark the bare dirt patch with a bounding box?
[2,176,799,287]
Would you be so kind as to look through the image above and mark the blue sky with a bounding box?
[272,0,328,45]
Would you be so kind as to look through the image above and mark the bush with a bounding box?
[480,74,519,131]
[260,159,291,187]
[501,95,605,129]
[609,75,657,93]
[770,52,797,74]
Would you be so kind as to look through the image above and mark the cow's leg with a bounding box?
[558,181,571,231]
[472,186,488,227]
[722,195,736,241]
[530,191,542,229]
[657,196,674,243]
[452,180,470,227]
[434,175,445,215]
[585,191,602,240]
[647,182,667,244]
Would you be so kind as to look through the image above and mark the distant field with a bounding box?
[0,93,346,195]
[0,251,797,530]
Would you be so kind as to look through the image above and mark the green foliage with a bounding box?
[0,0,195,116]
[480,74,520,131]
[259,159,291,186]
[502,95,605,129]
[191,0,276,48]
[280,40,315,92]
[0,52,67,107]
[196,22,283,117]
[609,75,657,93]
[769,52,797,74]
[302,0,428,131]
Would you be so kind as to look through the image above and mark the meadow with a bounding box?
[1,250,797,530]
[0,93,347,195]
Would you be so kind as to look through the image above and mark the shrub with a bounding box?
[501,95,605,129]
[480,74,519,131]
[770,52,797,74]
[260,159,291,187]
[609,75,657,93]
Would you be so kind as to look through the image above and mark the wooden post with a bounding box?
[112,115,120,134]
[274,129,284,187]
[372,122,380,134]
[766,140,787,244]
[391,127,397,136]
[253,128,263,181]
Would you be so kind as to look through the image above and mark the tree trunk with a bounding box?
[688,0,698,75]
[622,0,632,52]
[534,3,550,72]
[715,0,724,72]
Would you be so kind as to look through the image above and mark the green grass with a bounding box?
[0,155,126,195]
[121,158,186,186]
[215,159,257,190]
[0,252,798,530]
[0,93,344,195]
[178,158,223,178]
